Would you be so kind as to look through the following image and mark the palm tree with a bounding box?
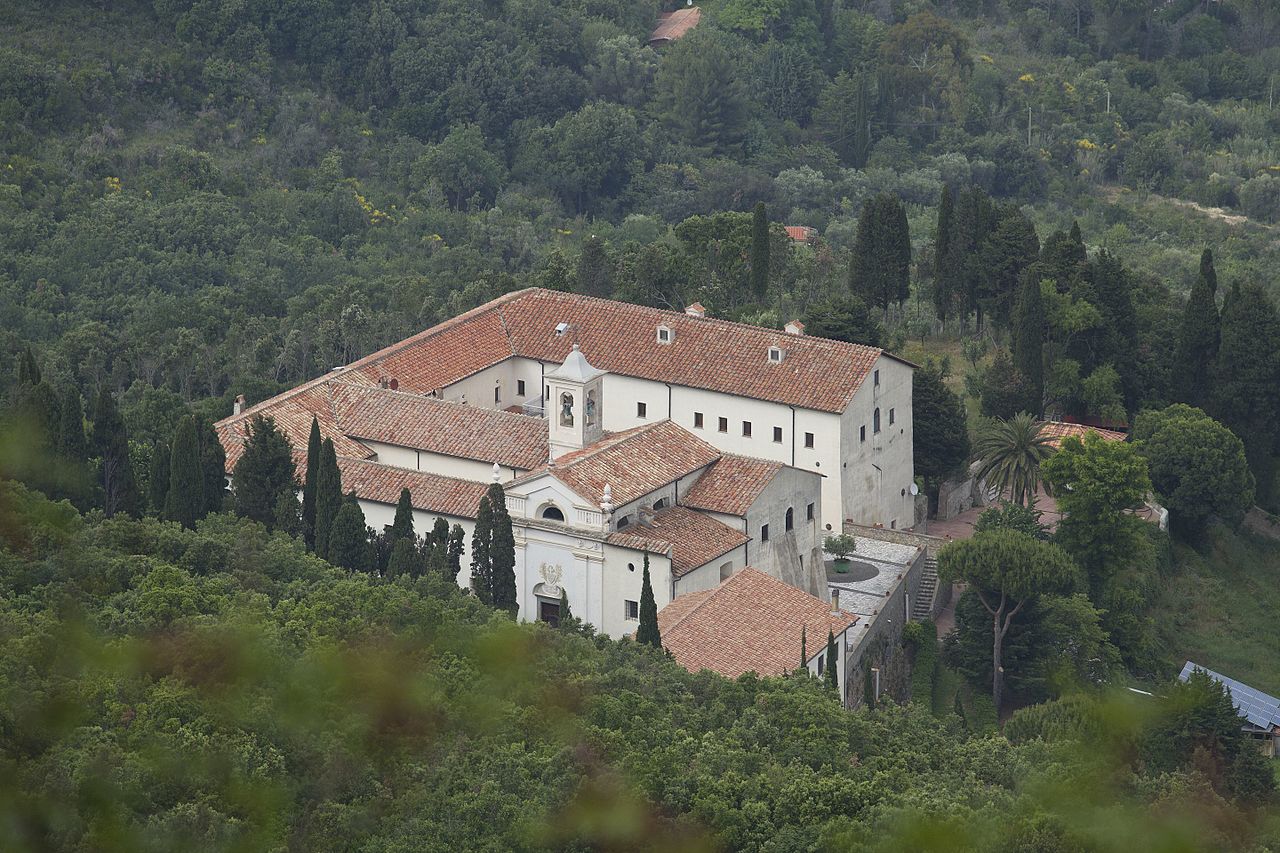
[973,413,1054,507]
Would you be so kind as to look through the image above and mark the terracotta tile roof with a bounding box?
[784,225,816,242]
[215,382,375,475]
[656,567,858,679]
[607,505,748,577]
[336,456,489,519]
[498,289,890,413]
[649,7,701,43]
[528,420,720,507]
[1040,420,1127,448]
[681,454,785,517]
[329,382,548,470]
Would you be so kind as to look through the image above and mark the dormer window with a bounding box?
[768,346,784,363]
[555,322,569,337]
[657,325,673,344]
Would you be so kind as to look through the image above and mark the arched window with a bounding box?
[719,561,733,581]
[540,505,565,521]
[653,497,667,510]
[873,407,881,434]
[785,507,794,532]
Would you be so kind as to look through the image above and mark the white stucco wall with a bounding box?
[744,465,825,597]
[839,354,915,528]
[362,439,524,483]
[806,625,853,698]
[440,358,545,410]
[357,498,476,585]
[601,544,674,638]
[672,543,748,596]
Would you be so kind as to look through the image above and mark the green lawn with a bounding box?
[1150,525,1280,696]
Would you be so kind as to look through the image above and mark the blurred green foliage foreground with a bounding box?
[1,460,1277,850]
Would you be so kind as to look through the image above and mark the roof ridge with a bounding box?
[334,380,545,425]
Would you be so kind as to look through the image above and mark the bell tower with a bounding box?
[546,344,605,458]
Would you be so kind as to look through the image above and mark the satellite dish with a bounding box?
[909,483,919,496]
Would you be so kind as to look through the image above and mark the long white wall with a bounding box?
[362,439,524,483]
[839,354,915,529]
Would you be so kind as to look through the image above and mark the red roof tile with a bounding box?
[784,225,816,242]
[529,421,720,507]
[681,454,785,517]
[607,505,747,577]
[336,456,489,519]
[498,289,888,413]
[657,567,858,679]
[329,382,548,470]
[215,382,374,475]
[1040,420,1127,448]
[649,7,701,43]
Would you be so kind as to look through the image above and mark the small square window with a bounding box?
[874,369,880,386]
[761,523,770,542]
[806,503,814,521]
[773,426,783,443]
[804,432,814,449]
[657,326,672,344]
[637,401,647,418]
[517,380,526,396]
[625,599,639,620]
[889,407,895,425]
[694,412,704,428]
[860,425,866,442]
[768,346,783,363]
[742,421,752,437]
[718,417,728,433]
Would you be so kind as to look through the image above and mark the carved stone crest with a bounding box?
[539,562,563,596]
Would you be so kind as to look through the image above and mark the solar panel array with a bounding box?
[1180,661,1280,730]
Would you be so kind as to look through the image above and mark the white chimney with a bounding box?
[684,302,706,318]
[784,319,805,336]
[492,462,502,483]
[233,394,246,415]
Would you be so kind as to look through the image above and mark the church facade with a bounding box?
[216,288,915,637]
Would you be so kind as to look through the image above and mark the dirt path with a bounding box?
[1099,185,1265,229]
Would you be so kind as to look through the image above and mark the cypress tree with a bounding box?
[16,345,41,387]
[893,198,911,304]
[273,491,302,537]
[636,552,661,648]
[933,184,955,322]
[1090,250,1139,409]
[559,588,573,626]
[302,417,321,550]
[446,524,465,584]
[825,630,839,692]
[431,516,449,548]
[90,389,141,519]
[56,387,87,464]
[232,415,297,528]
[849,194,911,310]
[313,438,342,559]
[800,625,808,671]
[1173,248,1220,409]
[487,482,517,616]
[470,496,494,604]
[1011,275,1045,416]
[864,665,876,710]
[327,497,369,571]
[1213,281,1280,506]
[387,536,419,578]
[166,415,204,529]
[426,539,448,577]
[148,440,170,515]
[577,236,612,298]
[196,416,226,514]
[749,201,770,300]
[390,487,414,542]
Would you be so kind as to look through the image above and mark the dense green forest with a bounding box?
[0,479,1277,851]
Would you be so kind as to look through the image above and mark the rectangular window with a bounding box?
[494,385,500,404]
[761,523,770,542]
[817,654,825,675]
[517,380,526,396]
[694,412,704,429]
[806,503,814,521]
[860,425,866,442]
[625,599,639,620]
[718,417,728,433]
[874,369,880,386]
[742,421,752,437]
[773,426,783,443]
[637,401,647,418]
[804,432,814,449]
[889,407,895,425]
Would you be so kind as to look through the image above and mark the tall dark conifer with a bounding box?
[231,415,296,528]
[196,416,226,514]
[933,184,955,321]
[1214,281,1280,505]
[825,630,839,692]
[17,346,41,387]
[446,524,465,584]
[636,552,661,648]
[166,415,204,529]
[1173,248,1220,409]
[91,389,141,519]
[431,517,449,548]
[148,440,170,515]
[577,236,612,298]
[849,194,911,310]
[302,417,321,550]
[1011,275,1045,416]
[313,438,342,559]
[487,483,517,616]
[749,201,770,300]
[327,496,369,571]
[470,496,494,604]
[54,386,89,504]
[390,487,414,542]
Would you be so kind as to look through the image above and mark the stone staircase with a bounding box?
[911,556,939,621]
